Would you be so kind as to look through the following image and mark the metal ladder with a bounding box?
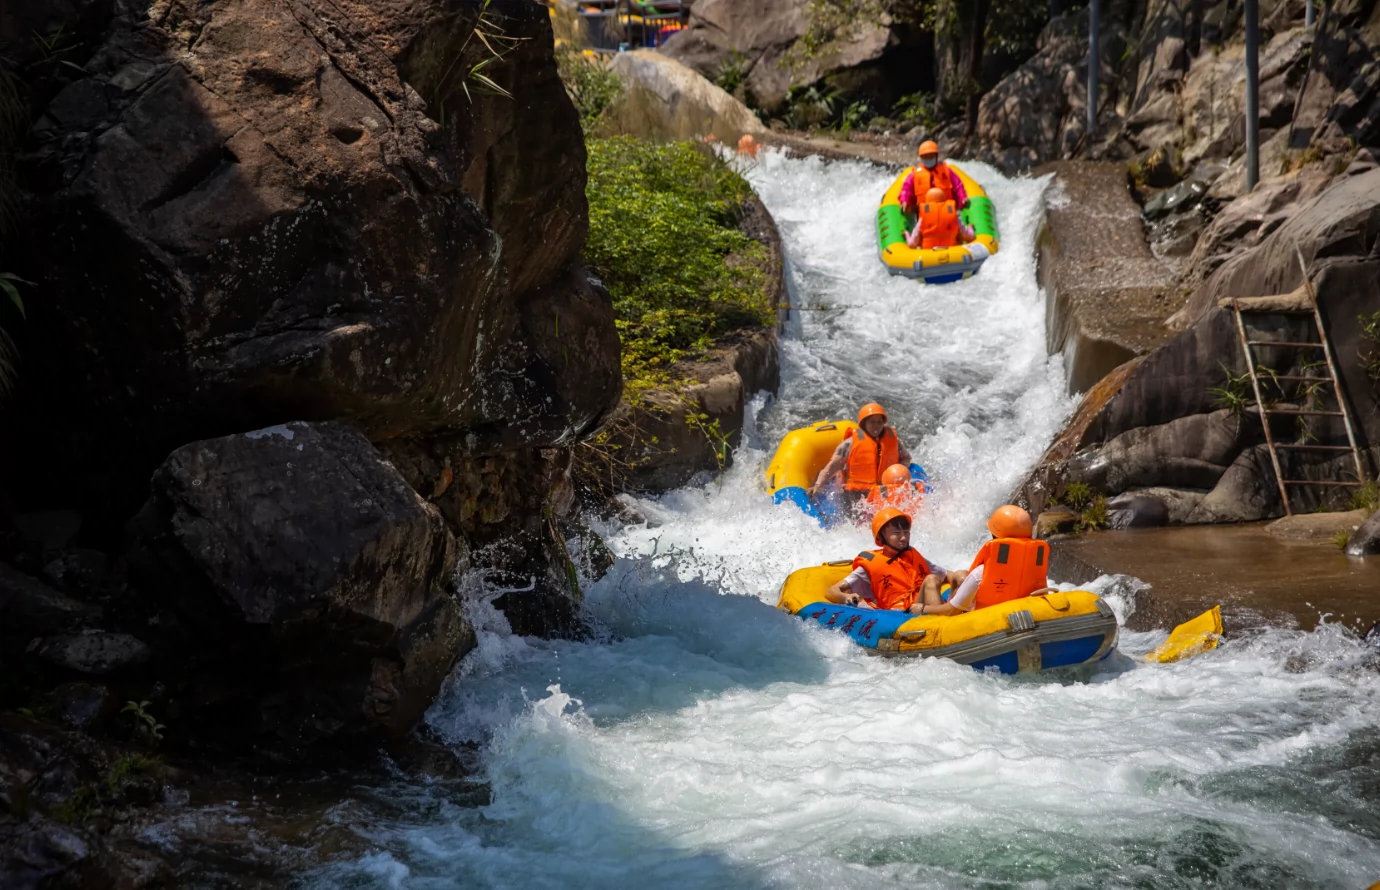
[1228,249,1368,515]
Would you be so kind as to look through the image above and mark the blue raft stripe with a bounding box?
[1040,636,1110,669]
[773,486,822,524]
[968,651,1021,674]
[797,603,913,649]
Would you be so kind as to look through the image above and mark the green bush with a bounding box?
[584,137,772,392]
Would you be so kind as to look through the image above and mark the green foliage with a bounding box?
[1350,478,1380,515]
[1209,362,1252,415]
[714,50,750,97]
[584,137,771,388]
[892,91,939,132]
[555,47,623,130]
[52,783,99,825]
[1063,481,1092,512]
[833,100,871,137]
[121,700,165,745]
[781,84,842,130]
[1332,529,1353,549]
[1359,311,1380,387]
[1074,494,1109,533]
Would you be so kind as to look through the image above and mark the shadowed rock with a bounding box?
[125,421,472,750]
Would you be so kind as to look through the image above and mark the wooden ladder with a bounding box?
[1228,249,1368,516]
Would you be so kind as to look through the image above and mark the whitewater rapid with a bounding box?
[311,152,1380,889]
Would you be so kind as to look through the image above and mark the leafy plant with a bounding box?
[1359,310,1380,387]
[121,700,166,745]
[892,91,939,132]
[1350,478,1380,515]
[714,50,750,97]
[584,137,770,388]
[787,84,846,130]
[1063,481,1092,512]
[832,100,871,137]
[554,47,623,130]
[425,0,523,125]
[1074,495,1110,533]
[1209,362,1253,416]
[1332,530,1352,549]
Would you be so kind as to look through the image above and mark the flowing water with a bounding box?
[306,153,1380,889]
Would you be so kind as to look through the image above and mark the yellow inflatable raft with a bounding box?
[764,421,928,525]
[876,163,999,284]
[777,562,1118,672]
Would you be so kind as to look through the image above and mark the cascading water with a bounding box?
[309,153,1380,889]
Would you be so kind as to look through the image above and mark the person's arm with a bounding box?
[825,572,875,608]
[896,439,912,465]
[809,441,849,497]
[950,169,969,209]
[899,170,916,212]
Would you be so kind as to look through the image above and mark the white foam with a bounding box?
[310,151,1380,889]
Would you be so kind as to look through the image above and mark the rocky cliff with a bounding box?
[0,0,621,756]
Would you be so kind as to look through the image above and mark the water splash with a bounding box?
[308,152,1380,889]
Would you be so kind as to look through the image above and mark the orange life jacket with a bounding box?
[865,480,925,513]
[906,163,956,210]
[844,428,900,492]
[919,200,960,249]
[968,537,1049,610]
[853,547,932,612]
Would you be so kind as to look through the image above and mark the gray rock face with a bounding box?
[32,633,151,677]
[659,0,927,114]
[974,16,1097,171]
[126,421,472,748]
[602,50,766,144]
[7,0,621,533]
[1175,167,1380,326]
[0,564,102,654]
[1346,509,1380,556]
[49,682,118,732]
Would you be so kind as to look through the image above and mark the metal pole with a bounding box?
[1305,0,1315,28]
[1087,0,1098,158]
[1244,0,1259,192]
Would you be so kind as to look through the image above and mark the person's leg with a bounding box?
[948,565,983,611]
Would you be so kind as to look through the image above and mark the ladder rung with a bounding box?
[1247,340,1325,348]
[1280,480,1365,486]
[1274,444,1355,451]
[1255,408,1344,416]
[1261,375,1334,383]
[1237,307,1314,314]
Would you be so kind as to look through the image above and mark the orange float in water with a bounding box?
[737,133,759,157]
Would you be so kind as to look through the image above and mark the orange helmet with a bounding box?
[881,464,912,486]
[871,506,911,546]
[925,187,946,203]
[858,402,887,425]
[987,505,1033,539]
[917,140,939,158]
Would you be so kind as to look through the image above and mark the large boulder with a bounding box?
[3,0,621,538]
[601,50,766,144]
[974,17,1097,171]
[125,421,472,750]
[1289,0,1380,151]
[1347,509,1380,556]
[658,0,929,115]
[1172,167,1380,328]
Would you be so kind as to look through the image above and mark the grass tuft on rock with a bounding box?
[584,136,772,396]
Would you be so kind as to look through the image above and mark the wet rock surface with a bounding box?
[125,421,471,751]
[1347,509,1380,557]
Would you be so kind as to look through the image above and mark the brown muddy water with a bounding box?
[1056,522,1380,635]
